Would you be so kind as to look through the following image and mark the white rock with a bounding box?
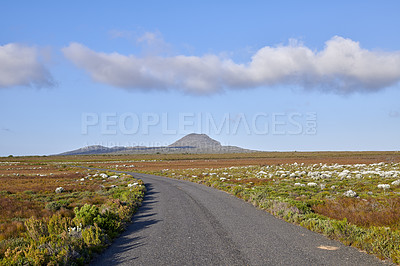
[391,180,400,186]
[377,184,390,189]
[307,182,317,187]
[55,187,64,193]
[343,190,357,197]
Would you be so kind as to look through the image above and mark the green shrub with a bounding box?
[24,217,48,241]
[47,214,73,235]
[45,201,67,212]
[82,224,103,249]
[73,204,101,227]
[0,191,11,196]
[74,203,123,238]
[232,186,244,196]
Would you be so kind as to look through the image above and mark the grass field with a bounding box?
[1,151,400,264]
[10,151,396,171]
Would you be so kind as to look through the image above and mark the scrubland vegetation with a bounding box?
[0,160,145,265]
[1,152,400,264]
[49,151,400,263]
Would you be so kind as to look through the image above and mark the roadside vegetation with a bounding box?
[150,162,400,264]
[0,161,145,265]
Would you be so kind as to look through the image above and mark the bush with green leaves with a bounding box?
[45,200,68,212]
[73,204,101,227]
[73,204,123,238]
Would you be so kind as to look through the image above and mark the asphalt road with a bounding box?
[92,172,388,266]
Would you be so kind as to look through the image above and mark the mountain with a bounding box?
[57,145,126,155]
[168,133,221,148]
[57,133,253,155]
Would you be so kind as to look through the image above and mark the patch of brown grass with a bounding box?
[312,197,400,229]
[0,221,25,241]
[0,197,51,240]
[0,173,84,193]
[0,197,49,220]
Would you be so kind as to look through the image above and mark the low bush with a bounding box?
[45,200,68,212]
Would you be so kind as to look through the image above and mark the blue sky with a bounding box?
[1,0,399,156]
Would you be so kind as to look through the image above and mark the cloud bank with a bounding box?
[62,36,400,94]
[0,43,55,89]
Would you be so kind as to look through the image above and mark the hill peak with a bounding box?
[168,133,221,148]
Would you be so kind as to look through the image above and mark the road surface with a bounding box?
[92,172,388,265]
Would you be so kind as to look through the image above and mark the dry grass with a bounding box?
[0,197,51,241]
[313,197,400,229]
[2,151,400,171]
[30,151,400,172]
[0,173,86,193]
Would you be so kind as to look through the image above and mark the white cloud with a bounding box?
[0,43,55,89]
[137,32,159,45]
[62,36,400,94]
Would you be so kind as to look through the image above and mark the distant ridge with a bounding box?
[57,133,253,155]
[57,145,126,155]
